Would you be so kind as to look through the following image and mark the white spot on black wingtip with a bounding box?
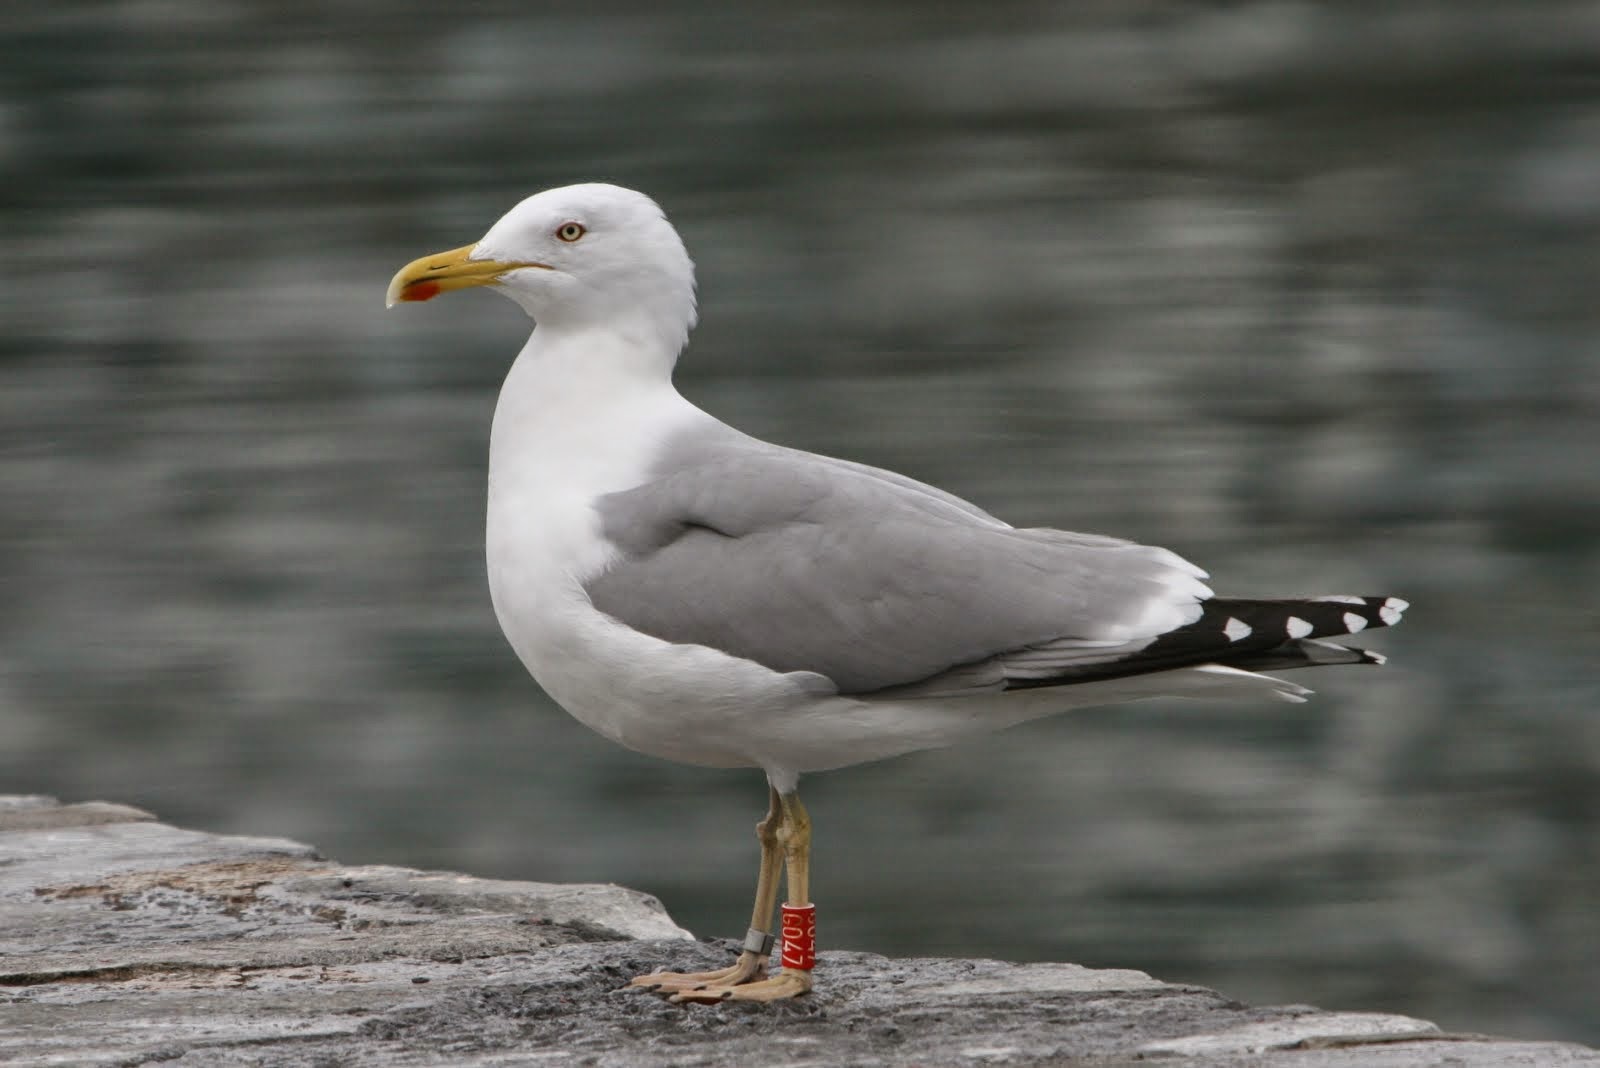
[1223,617,1252,642]
[1365,650,1388,665]
[1313,594,1365,605]
[1343,612,1368,633]
[1286,616,1313,639]
[1379,597,1408,625]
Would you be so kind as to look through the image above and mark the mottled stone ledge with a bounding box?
[1,795,1593,1068]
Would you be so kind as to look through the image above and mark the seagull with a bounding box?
[386,183,1407,1003]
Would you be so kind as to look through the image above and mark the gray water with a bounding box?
[4,1,1599,1046]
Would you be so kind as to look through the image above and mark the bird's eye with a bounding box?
[556,222,586,243]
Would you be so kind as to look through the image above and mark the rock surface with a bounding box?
[1,796,1594,1068]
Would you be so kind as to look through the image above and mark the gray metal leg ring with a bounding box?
[742,927,776,957]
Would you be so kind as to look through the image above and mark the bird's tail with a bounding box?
[1155,594,1407,675]
[1003,595,1407,690]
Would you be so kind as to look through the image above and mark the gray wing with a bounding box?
[586,423,1211,695]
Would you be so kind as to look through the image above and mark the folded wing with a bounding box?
[586,424,1214,695]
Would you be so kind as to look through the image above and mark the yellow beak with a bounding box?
[385,244,551,307]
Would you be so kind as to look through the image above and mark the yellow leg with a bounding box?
[749,787,785,944]
[671,790,814,1003]
[629,787,783,993]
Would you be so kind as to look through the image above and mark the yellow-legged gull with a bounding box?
[386,183,1407,1002]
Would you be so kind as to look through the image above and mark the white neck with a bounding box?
[488,324,705,511]
[500,282,696,361]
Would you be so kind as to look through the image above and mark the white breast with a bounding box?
[484,330,806,768]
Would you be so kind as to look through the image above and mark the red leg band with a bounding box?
[779,903,816,971]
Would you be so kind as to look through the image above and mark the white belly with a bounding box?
[487,531,795,769]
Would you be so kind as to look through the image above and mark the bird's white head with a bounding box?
[387,183,697,355]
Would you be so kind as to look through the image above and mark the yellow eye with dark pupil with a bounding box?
[557,222,585,242]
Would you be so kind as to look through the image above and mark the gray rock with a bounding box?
[1,795,1593,1068]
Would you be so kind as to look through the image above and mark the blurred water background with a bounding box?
[4,0,1599,1046]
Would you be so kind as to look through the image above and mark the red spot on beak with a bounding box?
[404,281,442,302]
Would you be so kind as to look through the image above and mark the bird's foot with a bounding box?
[628,951,766,994]
[668,967,812,1003]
